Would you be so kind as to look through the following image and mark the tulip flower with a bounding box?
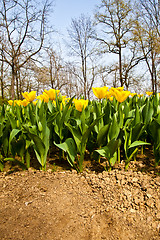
[130,93,137,97]
[14,100,22,106]
[44,89,60,100]
[33,100,38,106]
[116,86,124,91]
[21,99,29,107]
[22,91,36,102]
[137,94,143,98]
[92,86,109,99]
[37,92,49,103]
[113,90,130,103]
[8,100,13,106]
[146,91,153,96]
[74,99,88,112]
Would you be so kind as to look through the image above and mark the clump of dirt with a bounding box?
[0,165,160,240]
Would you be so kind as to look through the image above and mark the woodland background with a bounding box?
[0,0,160,100]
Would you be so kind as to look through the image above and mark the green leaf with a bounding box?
[54,138,77,167]
[134,105,141,126]
[9,129,21,152]
[97,124,110,147]
[29,134,45,160]
[47,112,59,124]
[65,123,82,153]
[131,123,144,142]
[108,114,120,141]
[142,100,153,124]
[95,138,121,160]
[107,138,121,157]
[7,113,17,129]
[81,114,105,153]
[128,140,151,149]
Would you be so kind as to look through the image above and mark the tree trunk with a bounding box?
[0,57,4,99]
[16,69,20,99]
[119,46,123,87]
[11,65,15,99]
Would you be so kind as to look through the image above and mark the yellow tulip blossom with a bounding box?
[8,100,13,106]
[137,94,143,98]
[22,91,36,102]
[114,90,130,103]
[108,96,113,101]
[92,86,109,99]
[33,100,38,106]
[74,99,88,112]
[130,93,137,97]
[37,92,49,103]
[21,99,29,107]
[14,100,22,106]
[146,91,153,96]
[44,89,60,100]
[117,86,124,91]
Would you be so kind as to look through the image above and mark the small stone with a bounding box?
[146,199,154,208]
[132,177,138,183]
[151,222,157,228]
[147,216,152,223]
[146,193,152,198]
[28,167,35,173]
[121,179,126,185]
[156,212,160,219]
[130,209,136,213]
[25,201,32,206]
[157,223,160,232]
[134,197,140,205]
[156,201,160,210]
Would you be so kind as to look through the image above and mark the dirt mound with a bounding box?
[0,167,160,240]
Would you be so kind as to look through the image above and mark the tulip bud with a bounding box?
[38,122,43,132]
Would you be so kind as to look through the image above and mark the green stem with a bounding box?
[26,150,30,169]
[79,154,84,173]
[21,156,24,164]
[117,147,121,163]
[141,145,144,155]
[125,161,129,171]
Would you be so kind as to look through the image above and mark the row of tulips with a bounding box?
[0,87,160,172]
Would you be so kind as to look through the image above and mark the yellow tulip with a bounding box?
[137,94,143,98]
[33,100,38,106]
[44,89,60,100]
[37,92,49,103]
[14,100,22,106]
[111,86,124,92]
[113,90,130,103]
[146,91,153,96]
[130,93,137,97]
[8,100,13,106]
[116,86,124,91]
[92,86,109,99]
[22,91,36,102]
[108,96,113,101]
[21,99,29,107]
[74,99,88,112]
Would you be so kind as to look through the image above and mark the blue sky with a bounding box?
[52,0,102,36]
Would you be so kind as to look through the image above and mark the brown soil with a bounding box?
[0,151,160,240]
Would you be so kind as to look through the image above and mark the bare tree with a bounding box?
[94,0,135,87]
[139,0,160,36]
[66,14,97,99]
[0,0,53,99]
[134,0,160,93]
